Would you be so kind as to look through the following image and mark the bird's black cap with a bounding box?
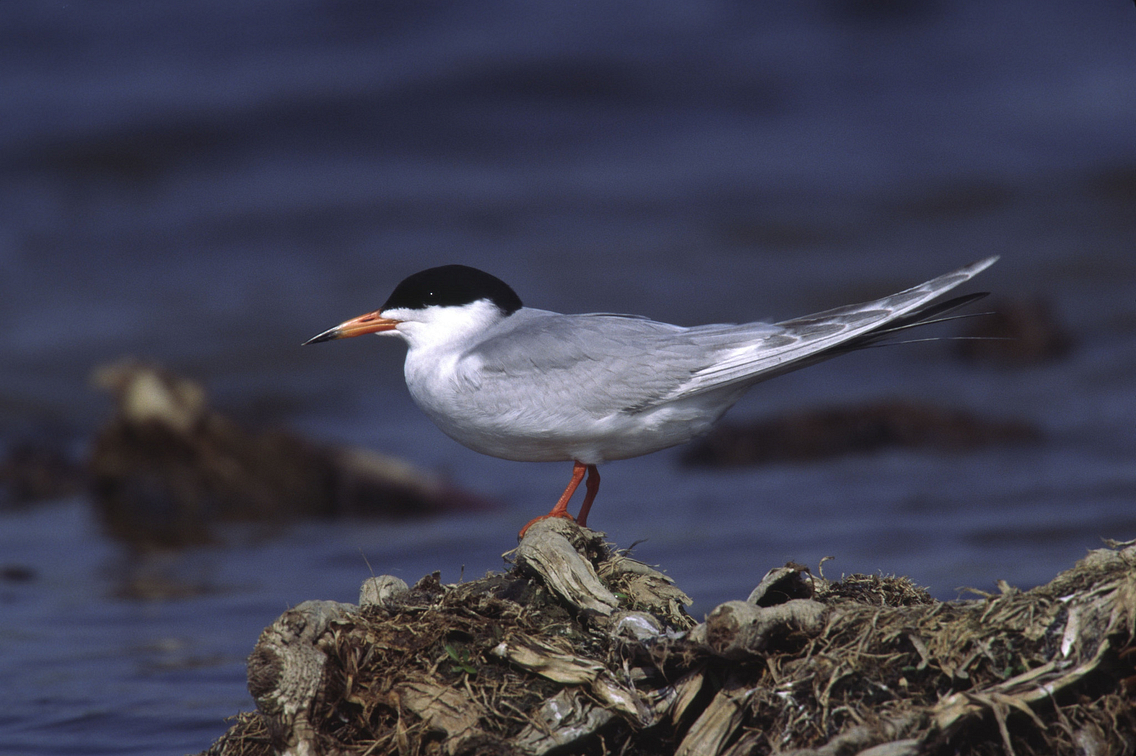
[380,265,523,315]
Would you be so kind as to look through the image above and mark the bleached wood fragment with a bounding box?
[492,635,651,723]
[700,599,827,659]
[515,519,619,616]
[358,574,409,609]
[746,564,814,605]
[513,689,614,755]
[675,686,755,756]
[246,600,354,756]
[395,675,490,755]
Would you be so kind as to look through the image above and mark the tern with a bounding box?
[305,257,997,535]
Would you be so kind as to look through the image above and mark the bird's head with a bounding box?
[304,265,523,351]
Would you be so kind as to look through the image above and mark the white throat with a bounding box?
[382,299,510,354]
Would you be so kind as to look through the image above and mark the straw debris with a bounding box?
[201,531,1136,756]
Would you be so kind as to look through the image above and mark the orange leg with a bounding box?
[575,465,600,527]
[519,461,600,537]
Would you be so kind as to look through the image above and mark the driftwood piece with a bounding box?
[491,635,651,723]
[675,685,756,756]
[246,600,354,756]
[663,669,708,728]
[358,575,408,609]
[747,563,816,605]
[491,634,607,685]
[512,688,614,754]
[696,599,828,659]
[689,562,828,659]
[202,532,1136,756]
[393,675,491,755]
[600,552,695,629]
[513,518,620,616]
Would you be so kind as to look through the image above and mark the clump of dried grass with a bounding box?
[202,534,1136,756]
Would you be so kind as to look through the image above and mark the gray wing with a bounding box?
[464,256,996,416]
[665,256,999,401]
[465,310,750,417]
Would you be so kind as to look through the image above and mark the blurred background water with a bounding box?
[2,1,1135,753]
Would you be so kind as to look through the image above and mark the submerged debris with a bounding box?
[200,525,1136,756]
[681,399,1039,467]
[956,297,1073,366]
[88,360,490,549]
[0,439,86,507]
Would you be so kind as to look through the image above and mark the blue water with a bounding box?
[2,1,1136,753]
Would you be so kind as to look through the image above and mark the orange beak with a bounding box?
[303,311,400,345]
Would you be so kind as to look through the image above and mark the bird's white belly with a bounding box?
[403,353,735,464]
[419,398,722,464]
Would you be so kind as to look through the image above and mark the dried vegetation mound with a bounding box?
[88,361,488,549]
[201,524,1136,756]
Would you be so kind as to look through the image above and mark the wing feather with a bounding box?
[460,256,996,419]
[664,255,998,400]
[465,312,714,418]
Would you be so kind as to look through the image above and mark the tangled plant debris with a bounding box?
[88,361,490,549]
[681,400,1039,468]
[200,524,1136,756]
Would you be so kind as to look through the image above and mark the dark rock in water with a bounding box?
[198,524,1136,756]
[681,399,1040,467]
[88,360,491,550]
[0,439,86,507]
[1,564,37,583]
[956,296,1073,365]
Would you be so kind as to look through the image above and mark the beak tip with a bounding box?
[303,329,340,345]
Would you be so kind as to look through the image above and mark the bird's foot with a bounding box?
[518,510,575,539]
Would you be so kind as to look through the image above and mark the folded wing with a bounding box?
[665,256,998,401]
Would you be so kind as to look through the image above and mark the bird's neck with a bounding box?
[397,299,510,354]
